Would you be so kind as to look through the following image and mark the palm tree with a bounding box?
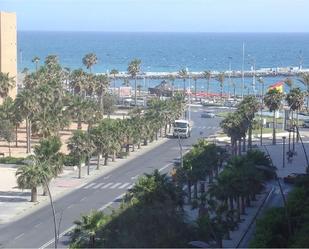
[286,87,305,142]
[257,77,265,145]
[128,59,141,106]
[16,160,49,202]
[71,210,108,248]
[32,56,40,72]
[216,73,225,99]
[0,72,15,98]
[178,68,188,92]
[95,74,109,116]
[298,73,309,110]
[264,89,283,145]
[192,76,198,101]
[82,53,98,73]
[110,69,119,92]
[203,71,211,98]
[14,89,38,153]
[0,120,15,157]
[67,130,93,178]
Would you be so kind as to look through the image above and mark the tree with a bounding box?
[298,73,309,109]
[82,53,98,73]
[264,89,283,145]
[216,73,225,99]
[127,59,141,106]
[0,72,15,98]
[110,69,119,92]
[286,87,305,142]
[71,210,108,248]
[32,56,40,72]
[178,68,188,92]
[0,119,16,157]
[16,160,50,202]
[14,89,38,153]
[203,71,212,98]
[67,130,93,178]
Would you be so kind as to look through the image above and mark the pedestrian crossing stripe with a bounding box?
[110,183,122,189]
[101,183,114,189]
[84,183,96,189]
[119,183,130,189]
[93,183,105,189]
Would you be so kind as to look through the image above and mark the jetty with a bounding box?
[108,67,309,79]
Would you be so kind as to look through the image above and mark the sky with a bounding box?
[1,0,309,32]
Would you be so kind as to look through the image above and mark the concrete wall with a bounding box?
[0,12,17,101]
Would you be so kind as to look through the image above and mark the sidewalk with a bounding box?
[0,137,169,225]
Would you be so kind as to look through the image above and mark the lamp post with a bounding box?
[259,77,265,146]
[282,136,286,168]
[177,131,183,168]
[186,67,191,122]
[228,56,232,99]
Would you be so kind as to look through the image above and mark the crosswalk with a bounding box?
[83,182,134,190]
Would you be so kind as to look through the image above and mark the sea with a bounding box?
[18,32,309,94]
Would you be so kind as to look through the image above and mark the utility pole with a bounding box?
[241,42,245,99]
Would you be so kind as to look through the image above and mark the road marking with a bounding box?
[159,163,173,172]
[118,183,131,189]
[110,183,122,189]
[127,184,134,189]
[101,183,114,189]
[83,183,96,189]
[39,192,126,249]
[80,197,87,202]
[93,183,105,189]
[131,174,139,180]
[14,233,24,240]
[104,175,111,179]
[34,222,42,228]
[67,204,74,209]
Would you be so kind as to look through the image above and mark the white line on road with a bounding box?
[127,184,134,189]
[131,174,139,180]
[118,183,131,189]
[110,183,122,189]
[159,163,173,172]
[14,233,24,240]
[39,192,127,249]
[67,204,74,209]
[92,183,105,189]
[34,222,42,228]
[101,182,114,189]
[103,175,111,179]
[80,197,87,202]
[83,183,96,189]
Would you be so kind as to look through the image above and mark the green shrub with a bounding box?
[0,156,26,165]
[63,154,79,166]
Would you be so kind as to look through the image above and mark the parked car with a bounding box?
[283,173,308,184]
[303,120,309,128]
[201,111,215,118]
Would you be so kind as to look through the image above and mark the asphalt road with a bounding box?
[0,106,223,248]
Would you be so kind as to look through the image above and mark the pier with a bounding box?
[109,67,309,79]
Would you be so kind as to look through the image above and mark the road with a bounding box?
[0,106,223,248]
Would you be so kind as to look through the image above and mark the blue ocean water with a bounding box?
[18,32,309,93]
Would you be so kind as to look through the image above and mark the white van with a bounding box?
[173,120,191,138]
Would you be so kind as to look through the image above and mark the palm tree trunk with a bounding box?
[132,144,135,152]
[100,92,104,118]
[96,154,100,170]
[134,77,137,106]
[236,196,241,222]
[241,196,246,214]
[31,187,38,202]
[238,139,242,155]
[15,124,18,147]
[78,163,82,179]
[242,136,246,152]
[193,182,198,199]
[104,154,108,166]
[77,118,82,130]
[8,142,11,157]
[272,111,276,145]
[26,117,30,153]
[296,111,299,142]
[188,180,192,203]
[248,125,252,150]
[143,138,147,146]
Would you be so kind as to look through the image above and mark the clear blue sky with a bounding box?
[1,0,308,32]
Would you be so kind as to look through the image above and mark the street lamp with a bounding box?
[228,56,232,99]
[282,136,286,168]
[186,67,191,122]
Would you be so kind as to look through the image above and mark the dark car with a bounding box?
[201,112,215,118]
[283,173,308,184]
